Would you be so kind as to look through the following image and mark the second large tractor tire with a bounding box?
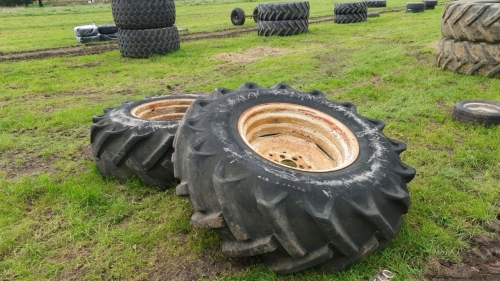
[257,19,308,36]
[173,82,415,274]
[436,38,500,77]
[90,94,203,190]
[111,0,176,29]
[441,1,500,43]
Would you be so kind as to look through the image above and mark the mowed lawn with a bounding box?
[1,0,499,280]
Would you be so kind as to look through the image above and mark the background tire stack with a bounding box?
[334,2,368,24]
[257,2,310,36]
[365,0,386,8]
[437,0,500,78]
[405,2,426,13]
[422,0,438,10]
[111,0,179,58]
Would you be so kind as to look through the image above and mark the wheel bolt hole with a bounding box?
[269,154,273,156]
[281,160,297,168]
[299,165,305,169]
[292,157,298,161]
[279,155,285,159]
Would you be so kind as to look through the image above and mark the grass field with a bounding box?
[1,0,500,280]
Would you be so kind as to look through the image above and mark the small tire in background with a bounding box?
[406,2,425,13]
[422,0,437,10]
[97,24,118,34]
[334,2,368,15]
[258,2,310,21]
[365,0,386,7]
[436,38,500,78]
[111,0,176,29]
[257,19,309,36]
[117,26,180,58]
[452,100,500,126]
[334,13,368,24]
[231,7,246,26]
[99,33,118,41]
[90,94,204,190]
[253,6,259,23]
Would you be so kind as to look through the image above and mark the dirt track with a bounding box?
[0,8,412,63]
[0,16,336,62]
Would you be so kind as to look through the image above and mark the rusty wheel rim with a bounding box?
[238,102,359,172]
[464,102,500,114]
[130,98,196,121]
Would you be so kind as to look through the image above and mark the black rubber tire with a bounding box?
[424,4,436,10]
[368,11,381,17]
[253,6,259,23]
[74,25,99,37]
[441,1,500,43]
[258,2,310,21]
[365,0,386,7]
[422,0,437,6]
[334,13,368,23]
[231,7,246,26]
[452,99,500,126]
[111,0,176,29]
[99,33,118,41]
[406,2,426,13]
[173,82,415,274]
[436,38,500,77]
[90,94,204,190]
[334,2,368,15]
[77,35,101,44]
[117,27,180,58]
[257,19,308,36]
[98,24,118,34]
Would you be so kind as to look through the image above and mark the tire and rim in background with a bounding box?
[452,99,500,126]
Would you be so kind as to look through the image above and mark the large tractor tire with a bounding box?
[441,1,500,43]
[436,38,500,77]
[257,19,308,36]
[258,2,310,21]
[334,2,368,14]
[117,27,180,58]
[90,94,203,190]
[334,13,368,24]
[111,0,176,29]
[173,82,415,274]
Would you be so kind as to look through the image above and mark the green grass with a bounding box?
[1,1,500,280]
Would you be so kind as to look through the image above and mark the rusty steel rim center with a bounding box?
[130,98,196,121]
[464,102,500,114]
[238,103,359,172]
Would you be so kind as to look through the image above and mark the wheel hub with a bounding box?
[238,103,359,172]
[464,102,500,114]
[130,98,196,121]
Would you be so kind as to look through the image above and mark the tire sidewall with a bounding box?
[208,90,392,193]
